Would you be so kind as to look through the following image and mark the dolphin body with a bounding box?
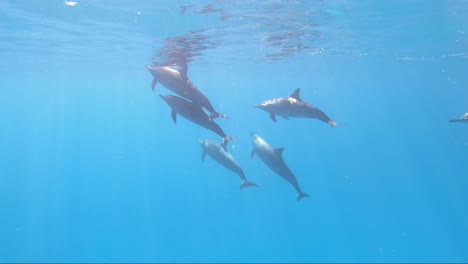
[449,113,468,123]
[254,88,337,127]
[250,133,309,201]
[159,94,233,143]
[146,65,227,120]
[198,139,257,190]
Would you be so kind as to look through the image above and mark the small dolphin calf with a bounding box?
[159,94,233,143]
[254,88,336,127]
[198,139,257,190]
[449,113,468,123]
[250,133,309,201]
[146,65,228,120]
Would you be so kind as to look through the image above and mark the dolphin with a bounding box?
[250,133,309,201]
[159,94,233,143]
[198,139,257,190]
[146,64,228,120]
[254,88,337,127]
[449,113,468,123]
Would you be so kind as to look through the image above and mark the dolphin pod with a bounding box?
[149,64,335,201]
[150,64,466,201]
[254,88,337,127]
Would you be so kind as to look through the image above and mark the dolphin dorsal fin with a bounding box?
[275,148,284,157]
[290,88,301,100]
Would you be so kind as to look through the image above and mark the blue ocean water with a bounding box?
[1,0,467,262]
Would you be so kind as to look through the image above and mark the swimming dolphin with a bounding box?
[146,64,228,120]
[254,88,337,127]
[159,94,233,143]
[198,139,257,190]
[449,113,468,123]
[250,133,309,201]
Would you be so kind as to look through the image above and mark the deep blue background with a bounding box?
[1,0,467,262]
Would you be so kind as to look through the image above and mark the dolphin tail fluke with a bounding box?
[209,112,229,120]
[222,136,235,144]
[297,192,310,201]
[328,120,338,127]
[240,180,258,190]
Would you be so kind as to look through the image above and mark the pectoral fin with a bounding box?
[269,112,277,122]
[251,149,256,159]
[221,142,228,152]
[179,63,188,81]
[151,78,157,91]
[202,151,206,161]
[171,110,177,124]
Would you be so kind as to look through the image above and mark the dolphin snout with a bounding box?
[146,65,160,73]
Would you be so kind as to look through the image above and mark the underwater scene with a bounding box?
[1,0,468,262]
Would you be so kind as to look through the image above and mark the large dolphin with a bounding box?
[250,133,309,201]
[198,139,257,190]
[159,94,233,143]
[449,113,468,123]
[254,88,337,127]
[146,65,228,120]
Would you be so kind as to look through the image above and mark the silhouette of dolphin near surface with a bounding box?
[254,88,336,127]
[159,94,233,144]
[146,64,228,120]
[198,139,257,190]
[250,133,309,201]
[449,113,468,123]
